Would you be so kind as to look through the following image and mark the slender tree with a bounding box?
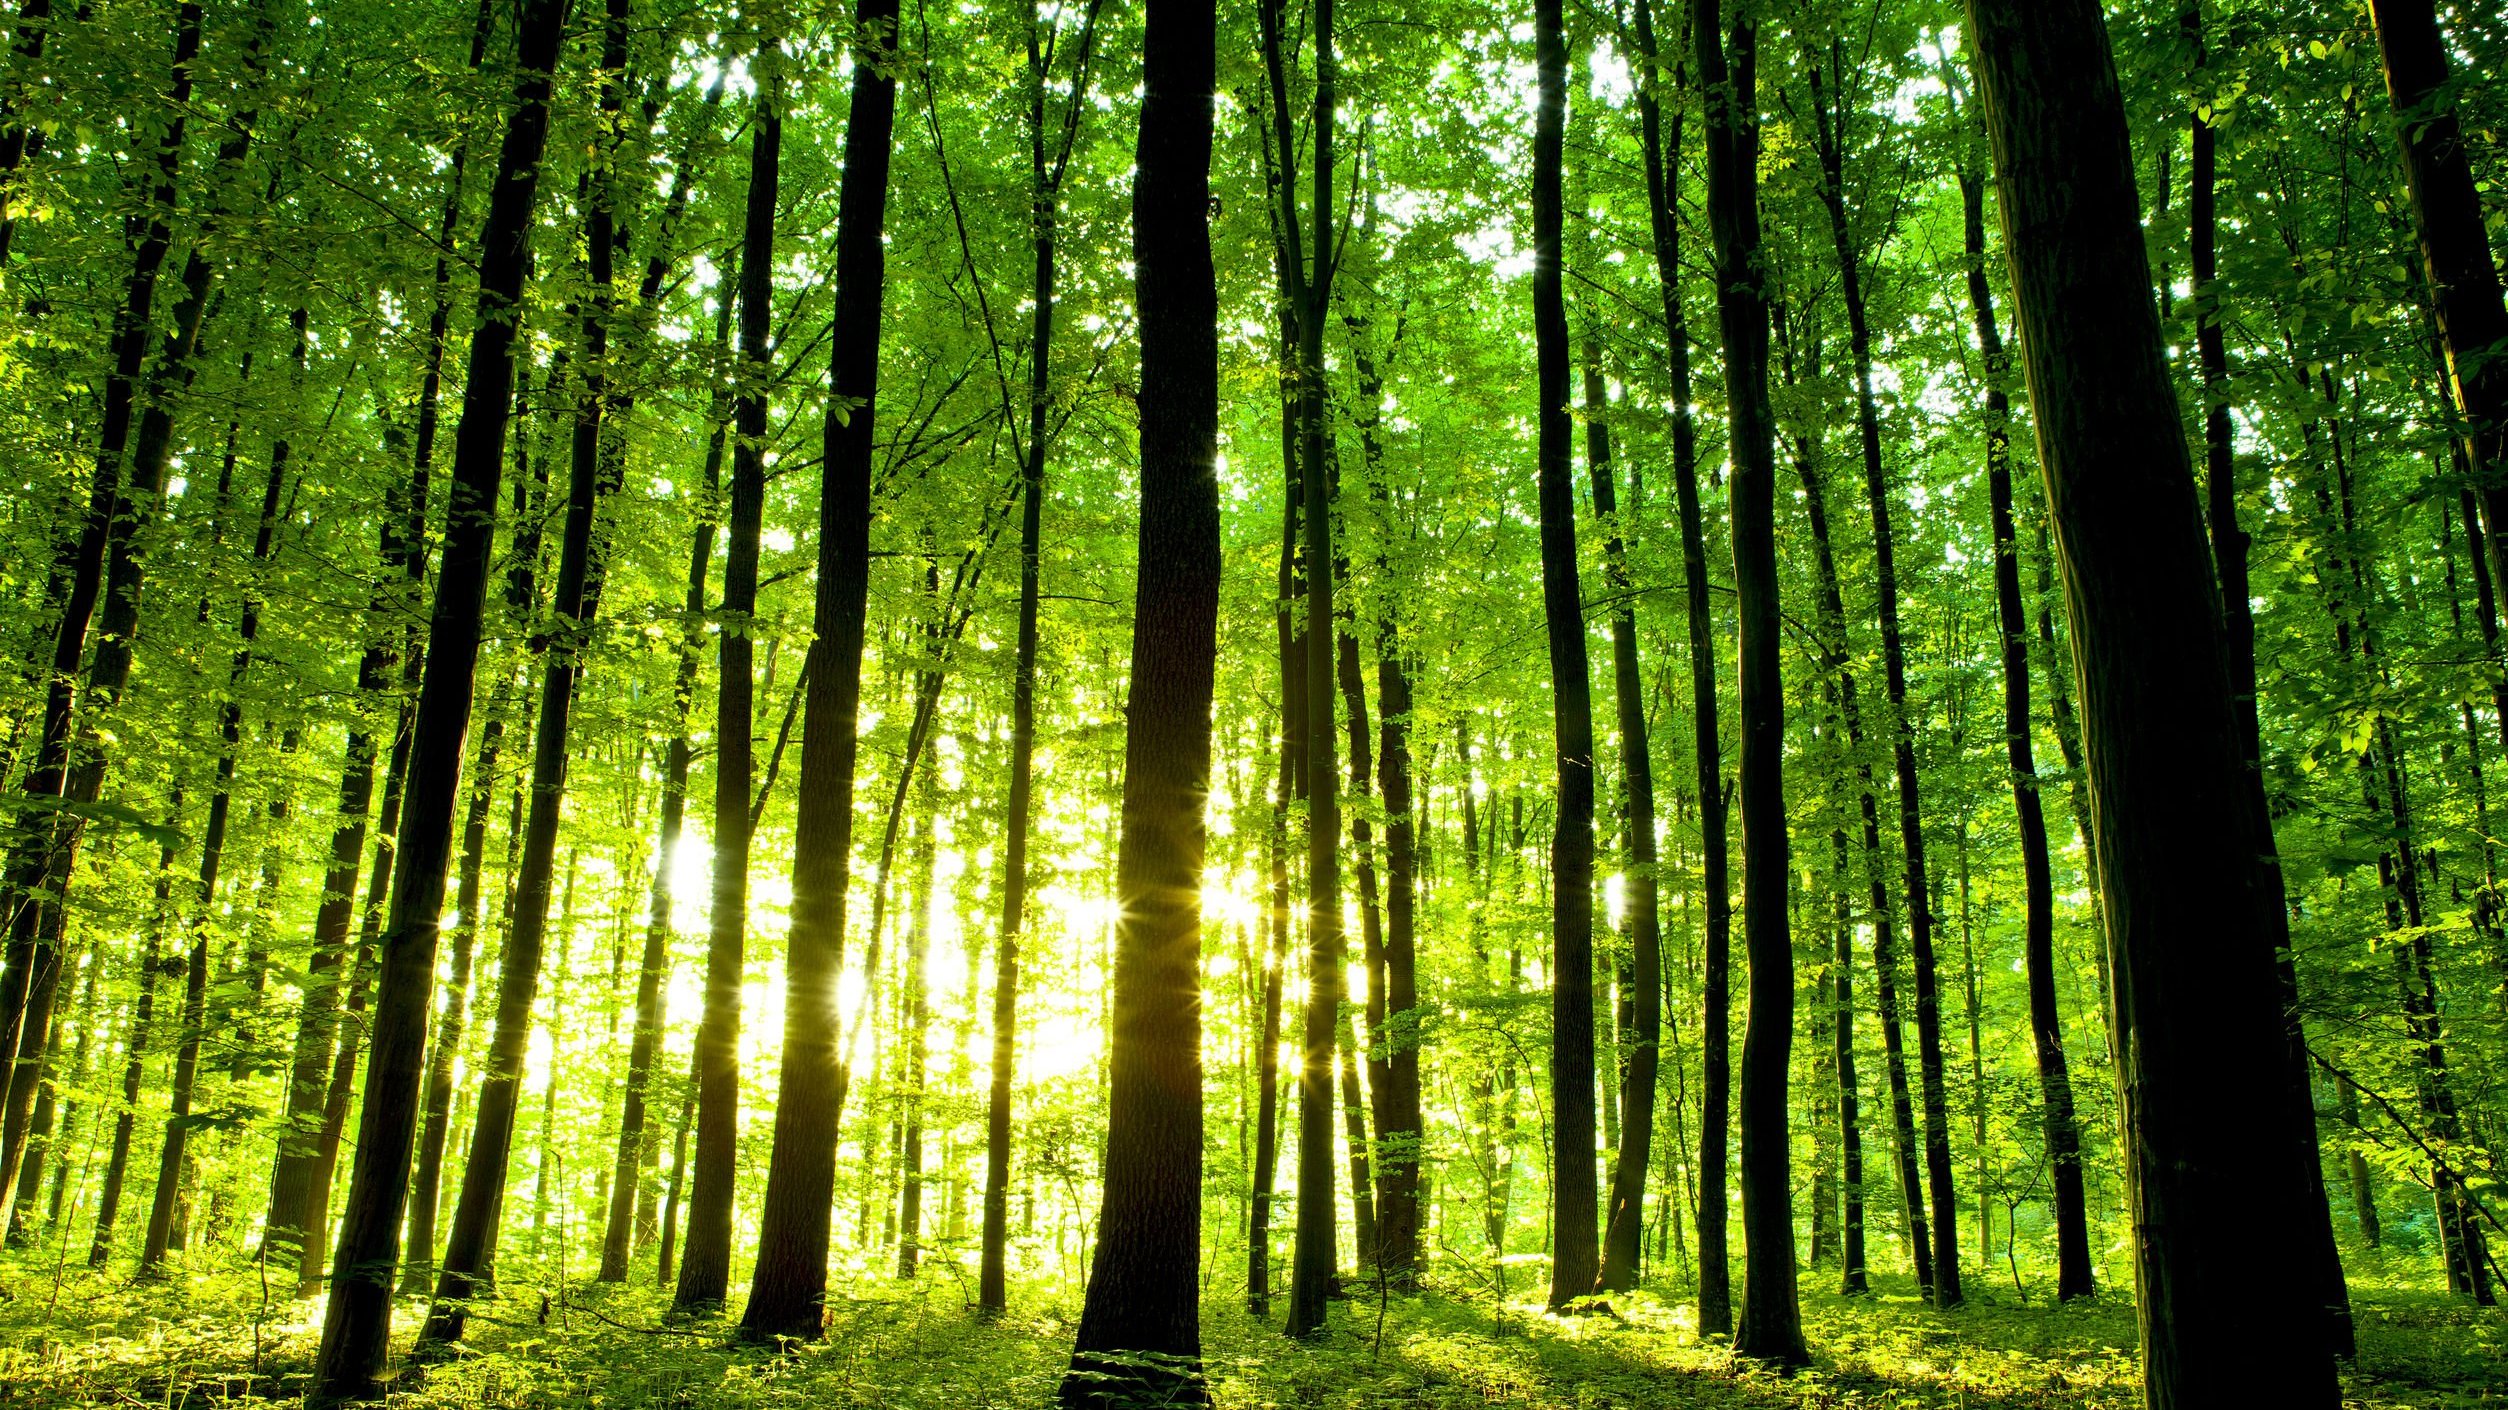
[1279,0,1348,1341]
[1631,0,1731,1328]
[980,0,1105,1316]
[740,0,904,1341]
[1531,0,1599,1313]
[677,28,781,1319]
[1058,0,1217,1393]
[311,0,570,1389]
[1957,152,2091,1301]
[1694,0,1804,1364]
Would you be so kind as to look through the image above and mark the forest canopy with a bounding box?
[0,0,2502,1405]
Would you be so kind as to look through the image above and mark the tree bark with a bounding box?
[1694,0,1803,1362]
[138,370,289,1272]
[739,0,902,1341]
[88,821,179,1265]
[1532,0,1599,1313]
[1059,0,1216,1392]
[1807,57,1959,1308]
[1785,368,1928,1298]
[419,0,633,1349]
[1278,0,1348,1340]
[310,0,568,1389]
[1584,340,1662,1296]
[1959,155,2092,1301]
[1632,0,1733,1329]
[677,31,780,1320]
[1349,315,1422,1287]
[2370,0,2508,603]
[984,4,1103,1310]
[1961,1,2343,1401]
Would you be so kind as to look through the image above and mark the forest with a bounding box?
[0,0,2501,1404]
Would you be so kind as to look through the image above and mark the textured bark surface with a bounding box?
[1964,0,2342,1402]
[1060,0,1216,1395]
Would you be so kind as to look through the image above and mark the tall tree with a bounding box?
[981,0,1106,1317]
[1956,149,2090,1302]
[740,0,904,1342]
[677,25,781,1320]
[1531,0,1598,1313]
[311,0,570,1390]
[1806,53,1960,1309]
[1693,0,1804,1364]
[1631,0,1731,1328]
[1058,0,1218,1393]
[1584,336,1662,1294]
[2369,0,2508,591]
[1962,0,2341,1402]
[1277,0,1348,1341]
[419,0,636,1352]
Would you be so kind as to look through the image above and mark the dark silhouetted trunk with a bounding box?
[740,0,900,1342]
[1585,338,1661,1295]
[138,385,288,1273]
[2371,0,2508,603]
[1531,0,1598,1313]
[310,0,568,1390]
[89,821,180,1265]
[1695,0,1803,1363]
[1637,0,1733,1327]
[678,35,779,1320]
[1058,0,1216,1393]
[1962,0,2342,1401]
[420,1,631,1350]
[983,2,1103,1311]
[1807,58,1959,1308]
[1276,0,1347,1340]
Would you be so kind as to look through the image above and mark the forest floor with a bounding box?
[0,1249,2499,1408]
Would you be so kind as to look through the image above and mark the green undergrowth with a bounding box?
[0,1251,2499,1408]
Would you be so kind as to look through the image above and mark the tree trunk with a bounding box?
[980,11,1103,1308]
[1807,58,1959,1308]
[1695,0,1803,1363]
[602,270,725,1284]
[401,703,503,1293]
[1276,0,1349,1341]
[1058,0,1216,1394]
[1780,314,1929,1298]
[739,0,901,1341]
[656,1045,699,1285]
[1961,1,2342,1401]
[1349,315,1422,1288]
[2370,0,2508,602]
[1531,0,1599,1313]
[677,33,781,1321]
[0,6,202,1161]
[419,1,633,1349]
[1583,340,1662,1296]
[88,822,179,1265]
[1959,156,2092,1301]
[894,804,935,1279]
[138,384,288,1272]
[310,0,568,1389]
[1632,0,1731,1330]
[0,0,269,1231]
